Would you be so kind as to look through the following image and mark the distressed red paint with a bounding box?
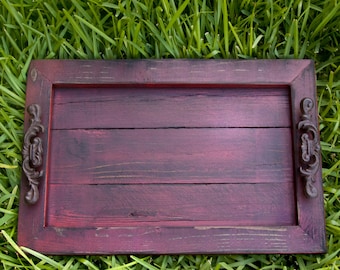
[18,60,326,254]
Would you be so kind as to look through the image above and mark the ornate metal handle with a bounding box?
[298,98,321,198]
[22,104,44,204]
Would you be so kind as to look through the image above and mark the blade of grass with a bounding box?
[21,247,63,270]
[63,8,94,53]
[221,0,229,57]
[0,163,17,169]
[293,19,299,58]
[311,3,340,39]
[143,19,177,57]
[165,0,190,33]
[76,257,100,270]
[1,230,38,269]
[74,15,117,46]
[228,21,244,54]
[130,256,159,270]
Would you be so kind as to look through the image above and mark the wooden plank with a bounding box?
[28,59,312,85]
[46,183,296,228]
[52,86,291,129]
[19,226,322,255]
[49,128,293,185]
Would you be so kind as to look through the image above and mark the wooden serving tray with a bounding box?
[18,60,326,254]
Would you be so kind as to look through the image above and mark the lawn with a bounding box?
[0,0,339,269]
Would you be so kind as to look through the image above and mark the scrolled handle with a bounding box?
[298,98,320,198]
[22,104,44,204]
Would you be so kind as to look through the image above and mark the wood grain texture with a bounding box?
[49,128,293,184]
[18,226,323,255]
[27,59,312,85]
[47,183,296,228]
[52,86,291,129]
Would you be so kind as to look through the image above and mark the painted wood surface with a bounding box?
[49,128,293,184]
[18,226,321,255]
[52,86,291,129]
[18,59,326,254]
[47,183,296,228]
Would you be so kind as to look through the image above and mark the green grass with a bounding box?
[0,0,339,269]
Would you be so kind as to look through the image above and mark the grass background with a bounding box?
[0,0,339,269]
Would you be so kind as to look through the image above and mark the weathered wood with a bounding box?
[18,59,326,254]
[49,128,293,184]
[52,86,291,129]
[47,183,296,228]
[17,226,323,255]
